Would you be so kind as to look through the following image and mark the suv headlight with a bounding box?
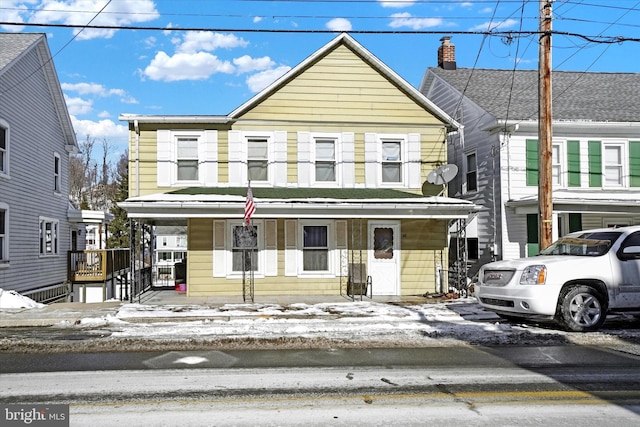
[520,265,547,285]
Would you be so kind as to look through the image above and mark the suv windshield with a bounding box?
[539,231,622,257]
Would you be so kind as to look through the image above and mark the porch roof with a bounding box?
[120,187,479,224]
[506,189,640,215]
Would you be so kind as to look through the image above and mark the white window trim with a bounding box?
[53,152,61,193]
[311,133,342,187]
[0,119,9,178]
[174,131,203,186]
[0,202,8,267]
[226,220,265,278]
[39,216,59,257]
[376,134,408,188]
[463,150,477,194]
[552,141,563,188]
[297,219,336,278]
[602,141,626,188]
[244,131,275,187]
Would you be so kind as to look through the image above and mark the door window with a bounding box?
[373,227,394,259]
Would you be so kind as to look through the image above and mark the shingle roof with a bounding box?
[0,33,43,71]
[169,187,426,199]
[427,67,640,122]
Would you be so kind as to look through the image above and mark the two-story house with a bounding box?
[119,33,478,298]
[421,37,640,278]
[0,33,85,303]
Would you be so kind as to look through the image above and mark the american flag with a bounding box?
[244,185,256,226]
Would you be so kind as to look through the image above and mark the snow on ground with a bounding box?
[1,288,639,353]
[0,288,44,309]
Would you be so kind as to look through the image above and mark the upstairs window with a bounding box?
[247,138,269,182]
[381,140,402,183]
[39,217,59,256]
[466,152,477,192]
[315,138,336,182]
[54,153,61,192]
[176,137,199,181]
[604,144,623,187]
[0,125,6,175]
[552,143,562,186]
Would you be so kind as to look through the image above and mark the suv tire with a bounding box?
[558,285,607,332]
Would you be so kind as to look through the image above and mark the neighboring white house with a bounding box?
[0,33,110,303]
[421,37,640,279]
[154,226,187,283]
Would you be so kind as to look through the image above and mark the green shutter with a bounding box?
[567,140,581,187]
[630,141,640,187]
[588,141,602,187]
[569,213,582,233]
[526,139,538,186]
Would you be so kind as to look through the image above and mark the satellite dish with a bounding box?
[427,164,458,185]
[421,181,443,196]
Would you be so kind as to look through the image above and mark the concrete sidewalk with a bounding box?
[0,289,445,328]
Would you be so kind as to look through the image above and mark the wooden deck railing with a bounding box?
[68,249,131,282]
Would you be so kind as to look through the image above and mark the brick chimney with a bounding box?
[438,36,456,70]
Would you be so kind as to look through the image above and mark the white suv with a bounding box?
[476,225,640,331]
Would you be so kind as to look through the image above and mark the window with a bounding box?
[0,205,7,263]
[232,225,258,272]
[174,251,186,262]
[157,251,172,261]
[604,144,623,187]
[466,152,477,192]
[39,218,59,255]
[315,138,336,182]
[0,125,7,175]
[552,143,562,186]
[54,153,61,192]
[177,137,199,181]
[526,214,539,257]
[247,138,269,182]
[302,225,328,271]
[381,140,402,183]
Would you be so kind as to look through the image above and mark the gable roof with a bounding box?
[0,32,77,148]
[425,67,640,123]
[229,33,459,129]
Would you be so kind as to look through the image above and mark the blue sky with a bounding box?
[2,1,639,158]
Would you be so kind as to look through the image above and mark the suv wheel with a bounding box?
[558,285,607,332]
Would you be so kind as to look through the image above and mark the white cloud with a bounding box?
[378,0,416,8]
[389,13,443,30]
[143,51,235,82]
[97,110,111,118]
[71,116,128,143]
[253,16,263,23]
[246,65,291,93]
[0,0,28,31]
[176,31,249,54]
[233,55,275,74]
[469,18,519,32]
[20,0,160,40]
[64,95,93,115]
[61,82,138,104]
[326,18,352,32]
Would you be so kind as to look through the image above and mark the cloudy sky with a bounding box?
[2,1,639,157]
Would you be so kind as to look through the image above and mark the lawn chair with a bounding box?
[347,263,372,298]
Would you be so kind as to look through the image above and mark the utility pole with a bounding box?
[539,0,553,250]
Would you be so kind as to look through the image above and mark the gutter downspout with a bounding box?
[134,119,140,197]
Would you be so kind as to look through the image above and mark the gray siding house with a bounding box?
[0,33,82,302]
[421,37,640,278]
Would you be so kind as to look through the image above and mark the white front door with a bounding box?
[368,221,400,295]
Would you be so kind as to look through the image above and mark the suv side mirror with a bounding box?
[618,245,640,260]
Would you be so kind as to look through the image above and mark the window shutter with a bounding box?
[630,141,640,187]
[265,219,277,276]
[588,140,602,187]
[213,220,226,277]
[284,219,297,276]
[567,140,580,187]
[157,130,172,186]
[202,130,218,186]
[525,139,538,186]
[335,220,348,277]
[274,131,288,186]
[228,131,244,185]
[341,132,355,187]
[297,132,311,187]
[364,133,377,187]
[407,133,421,188]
